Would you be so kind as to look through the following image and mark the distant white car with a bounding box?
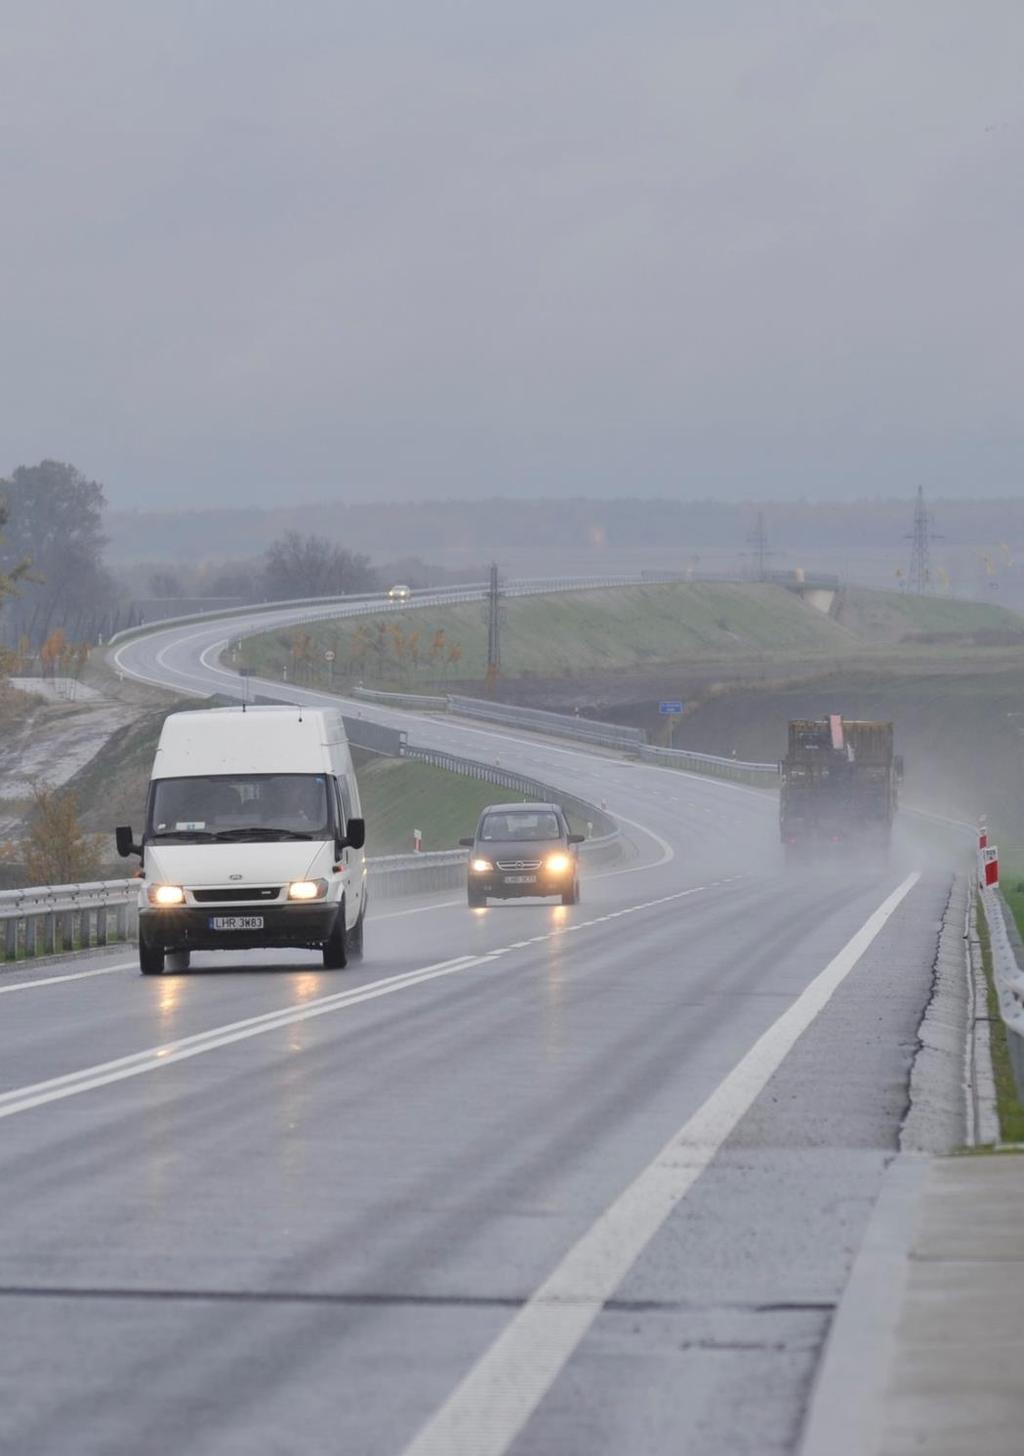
[387,584,411,601]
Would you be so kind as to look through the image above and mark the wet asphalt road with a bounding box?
[0,610,955,1455]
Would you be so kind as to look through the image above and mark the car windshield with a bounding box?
[479,811,561,842]
[148,774,331,841]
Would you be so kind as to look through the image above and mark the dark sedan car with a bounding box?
[460,802,584,907]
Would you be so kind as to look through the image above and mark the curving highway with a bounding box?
[0,598,959,1455]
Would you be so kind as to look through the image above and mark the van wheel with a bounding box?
[322,903,348,969]
[348,904,365,962]
[139,935,165,976]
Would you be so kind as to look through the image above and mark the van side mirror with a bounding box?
[568,833,585,845]
[459,837,474,848]
[344,818,366,851]
[116,825,142,859]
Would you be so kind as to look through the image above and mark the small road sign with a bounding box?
[659,700,684,715]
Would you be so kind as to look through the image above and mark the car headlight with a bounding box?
[288,878,329,901]
[148,884,185,906]
[545,852,571,875]
[470,858,493,873]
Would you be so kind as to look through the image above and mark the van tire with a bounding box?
[139,935,165,976]
[322,902,348,969]
[348,903,365,961]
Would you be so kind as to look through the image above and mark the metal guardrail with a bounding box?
[636,742,780,785]
[0,880,138,961]
[980,885,1024,1100]
[353,686,449,711]
[447,695,646,750]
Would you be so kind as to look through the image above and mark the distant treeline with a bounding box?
[107,495,1024,564]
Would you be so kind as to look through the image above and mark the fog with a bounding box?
[1,2,1022,507]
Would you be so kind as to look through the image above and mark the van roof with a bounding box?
[153,705,348,778]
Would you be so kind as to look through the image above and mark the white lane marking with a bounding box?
[0,962,135,994]
[0,883,715,1120]
[399,871,921,1456]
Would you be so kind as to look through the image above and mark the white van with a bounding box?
[116,705,366,976]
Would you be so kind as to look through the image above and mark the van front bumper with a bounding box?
[140,904,340,952]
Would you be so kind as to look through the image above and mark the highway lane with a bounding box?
[0,608,961,1454]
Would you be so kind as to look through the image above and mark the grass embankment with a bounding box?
[66,703,542,860]
[976,893,1024,1143]
[354,757,556,854]
[234,581,1024,695]
[234,582,854,689]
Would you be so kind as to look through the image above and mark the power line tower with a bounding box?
[747,511,771,582]
[485,562,502,696]
[906,486,936,594]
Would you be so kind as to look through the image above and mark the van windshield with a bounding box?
[147,774,331,842]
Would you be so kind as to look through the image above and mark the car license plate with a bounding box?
[210,915,264,931]
[505,874,537,885]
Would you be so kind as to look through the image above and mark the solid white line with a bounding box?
[399,871,921,1456]
[0,962,134,994]
[0,884,712,1120]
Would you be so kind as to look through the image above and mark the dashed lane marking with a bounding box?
[0,882,719,1119]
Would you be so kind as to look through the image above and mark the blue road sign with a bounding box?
[659,700,684,715]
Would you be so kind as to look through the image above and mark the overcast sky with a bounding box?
[1,2,1021,509]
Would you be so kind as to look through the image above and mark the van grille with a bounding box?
[191,887,282,903]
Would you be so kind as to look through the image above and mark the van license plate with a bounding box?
[210,916,264,931]
[505,875,537,884]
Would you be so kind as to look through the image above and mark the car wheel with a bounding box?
[561,879,579,906]
[322,902,348,969]
[165,949,191,971]
[139,935,165,976]
[468,885,486,908]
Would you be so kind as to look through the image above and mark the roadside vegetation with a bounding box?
[975,895,1024,1144]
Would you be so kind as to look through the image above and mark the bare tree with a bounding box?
[262,532,377,601]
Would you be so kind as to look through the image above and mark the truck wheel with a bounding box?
[139,935,165,976]
[322,903,348,969]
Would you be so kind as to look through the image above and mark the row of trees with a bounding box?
[0,460,388,655]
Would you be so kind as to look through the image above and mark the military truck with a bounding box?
[779,715,901,859]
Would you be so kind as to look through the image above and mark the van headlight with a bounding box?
[148,884,185,906]
[470,858,493,874]
[545,852,571,875]
[288,878,328,901]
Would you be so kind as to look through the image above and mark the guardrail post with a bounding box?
[96,905,108,946]
[41,913,55,956]
[4,917,16,961]
[24,915,36,957]
[78,907,91,951]
[59,909,74,953]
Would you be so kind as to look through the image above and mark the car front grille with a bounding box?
[191,887,282,903]
[495,859,543,872]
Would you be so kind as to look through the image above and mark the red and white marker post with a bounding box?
[413,828,422,853]
[979,817,989,851]
[979,845,999,889]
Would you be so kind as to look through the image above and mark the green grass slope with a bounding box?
[236,579,1024,691]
